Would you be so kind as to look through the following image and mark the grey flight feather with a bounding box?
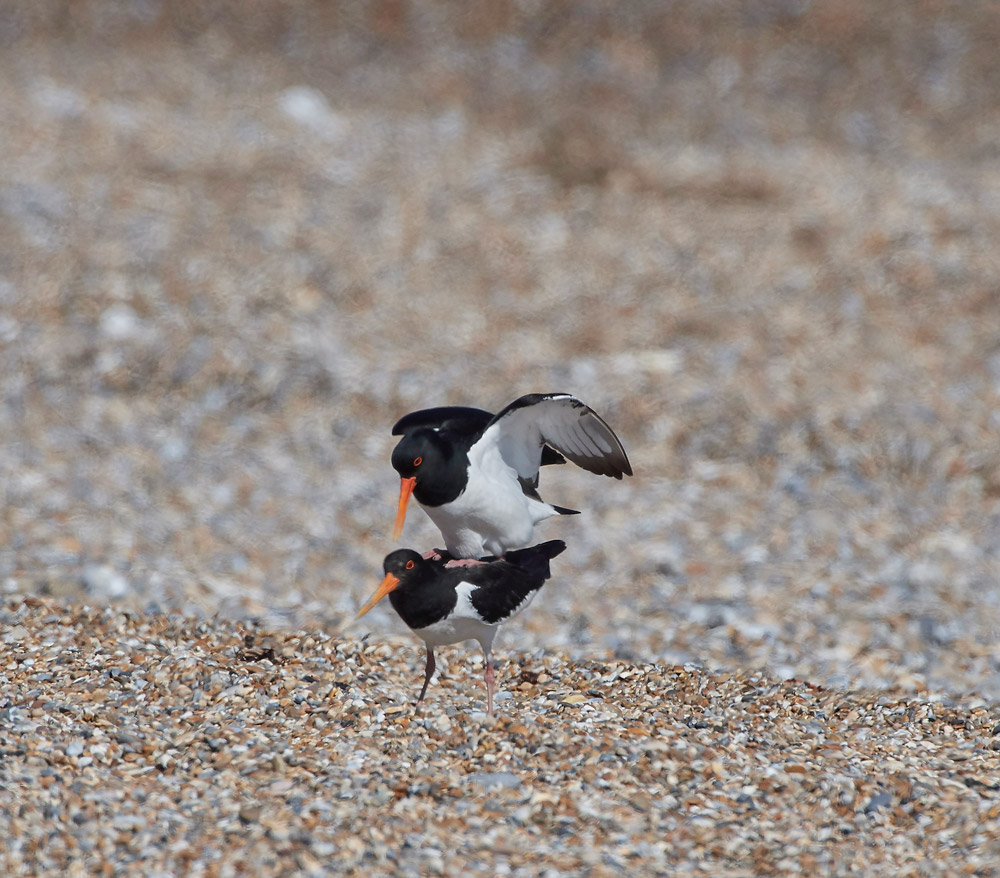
[488,393,632,483]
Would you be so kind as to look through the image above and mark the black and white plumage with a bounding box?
[390,393,632,559]
[355,540,567,716]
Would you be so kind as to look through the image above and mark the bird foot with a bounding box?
[421,548,449,561]
[443,558,488,568]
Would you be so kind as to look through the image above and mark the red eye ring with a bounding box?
[413,456,423,466]
[405,560,415,570]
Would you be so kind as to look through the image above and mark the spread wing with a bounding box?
[485,393,632,485]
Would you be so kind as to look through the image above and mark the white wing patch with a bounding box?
[491,394,631,481]
[485,420,538,483]
[425,430,556,556]
[411,581,498,655]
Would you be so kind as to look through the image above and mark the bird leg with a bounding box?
[443,558,488,569]
[485,653,495,717]
[421,549,487,567]
[416,647,436,705]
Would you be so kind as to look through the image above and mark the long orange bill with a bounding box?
[356,573,401,619]
[393,476,417,539]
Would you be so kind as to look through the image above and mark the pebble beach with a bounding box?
[3,2,1000,874]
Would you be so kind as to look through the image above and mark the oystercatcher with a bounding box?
[390,393,631,559]
[356,540,566,716]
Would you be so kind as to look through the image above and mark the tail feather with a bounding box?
[502,540,567,579]
[551,504,580,516]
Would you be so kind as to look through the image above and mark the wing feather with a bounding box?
[486,393,632,482]
[391,406,492,438]
[568,421,607,456]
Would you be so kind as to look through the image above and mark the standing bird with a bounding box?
[356,540,566,716]
[390,393,631,560]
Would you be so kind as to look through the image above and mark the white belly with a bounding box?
[423,466,555,558]
[409,582,535,656]
[413,612,496,649]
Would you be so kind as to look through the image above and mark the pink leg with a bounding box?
[416,647,436,704]
[444,557,488,569]
[421,548,447,561]
[485,653,495,717]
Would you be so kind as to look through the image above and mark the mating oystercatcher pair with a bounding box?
[356,392,632,714]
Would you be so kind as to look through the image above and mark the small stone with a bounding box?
[465,771,521,790]
[99,304,141,340]
[82,565,131,600]
[239,804,263,824]
[278,86,345,140]
[864,793,893,814]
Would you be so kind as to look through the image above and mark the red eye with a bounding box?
[405,560,415,570]
[413,457,423,466]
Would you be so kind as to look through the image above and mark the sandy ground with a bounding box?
[2,2,1000,874]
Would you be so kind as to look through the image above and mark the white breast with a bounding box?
[411,582,500,652]
[423,427,557,558]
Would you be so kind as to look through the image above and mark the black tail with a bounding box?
[551,504,580,516]
[502,540,567,579]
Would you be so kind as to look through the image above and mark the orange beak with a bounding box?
[393,476,417,540]
[356,572,401,619]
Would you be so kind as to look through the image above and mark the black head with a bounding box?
[390,429,467,509]
[382,548,428,582]
[356,549,430,619]
[390,430,446,481]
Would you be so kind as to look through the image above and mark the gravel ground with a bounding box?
[2,1,1000,873]
[4,597,1000,877]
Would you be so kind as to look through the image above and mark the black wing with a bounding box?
[468,541,566,623]
[465,564,548,625]
[500,540,567,579]
[392,406,494,438]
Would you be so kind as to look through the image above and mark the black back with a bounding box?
[382,541,567,630]
[468,540,566,623]
[391,406,493,438]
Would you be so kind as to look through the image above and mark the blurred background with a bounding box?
[2,1,999,696]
